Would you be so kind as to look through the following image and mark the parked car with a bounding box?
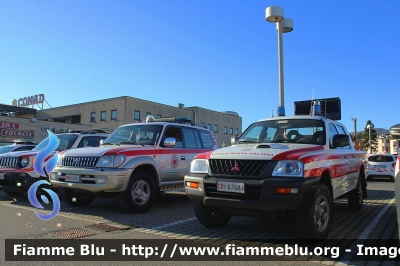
[0,140,36,154]
[365,154,396,180]
[0,130,109,196]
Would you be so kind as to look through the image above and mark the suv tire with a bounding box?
[348,174,364,211]
[194,201,231,228]
[60,188,96,207]
[296,184,333,240]
[118,170,156,213]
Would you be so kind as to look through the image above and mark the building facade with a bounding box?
[36,96,242,147]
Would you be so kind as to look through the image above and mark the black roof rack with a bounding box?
[68,129,112,134]
[151,116,194,126]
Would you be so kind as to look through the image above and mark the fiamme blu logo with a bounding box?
[27,130,61,221]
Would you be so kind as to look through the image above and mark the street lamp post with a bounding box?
[352,118,357,138]
[266,6,293,117]
[367,124,372,154]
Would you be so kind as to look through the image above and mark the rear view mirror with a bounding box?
[231,137,238,145]
[332,134,350,148]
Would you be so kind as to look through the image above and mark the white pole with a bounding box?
[277,20,284,109]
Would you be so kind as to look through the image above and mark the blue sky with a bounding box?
[1,1,399,134]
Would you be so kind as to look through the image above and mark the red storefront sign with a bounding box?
[0,121,20,129]
[1,129,34,138]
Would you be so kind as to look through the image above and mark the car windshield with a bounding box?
[103,124,163,145]
[0,146,15,154]
[368,155,394,162]
[236,119,326,145]
[34,134,79,151]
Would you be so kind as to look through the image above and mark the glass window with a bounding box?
[328,123,339,148]
[156,114,161,119]
[235,129,238,136]
[100,111,106,121]
[201,122,205,128]
[230,128,233,135]
[208,124,211,130]
[134,110,140,121]
[111,110,117,120]
[198,130,214,149]
[103,124,163,145]
[214,125,218,133]
[224,127,227,134]
[146,112,151,117]
[368,155,394,162]
[90,112,96,122]
[77,136,107,148]
[182,128,202,148]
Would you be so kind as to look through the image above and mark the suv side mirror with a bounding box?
[164,137,176,147]
[231,137,238,145]
[332,134,350,148]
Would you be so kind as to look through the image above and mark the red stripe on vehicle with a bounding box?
[272,146,324,161]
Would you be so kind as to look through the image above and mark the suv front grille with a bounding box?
[63,156,99,167]
[0,157,18,168]
[209,159,270,177]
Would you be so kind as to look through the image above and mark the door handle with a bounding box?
[181,156,186,160]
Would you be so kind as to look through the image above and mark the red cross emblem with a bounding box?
[171,155,178,168]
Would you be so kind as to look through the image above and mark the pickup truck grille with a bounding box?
[0,157,18,168]
[63,156,99,167]
[209,159,270,177]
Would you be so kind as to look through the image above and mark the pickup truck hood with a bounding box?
[61,145,150,157]
[209,143,324,160]
[0,150,39,158]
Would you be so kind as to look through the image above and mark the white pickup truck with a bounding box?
[184,115,367,239]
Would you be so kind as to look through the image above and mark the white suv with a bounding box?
[0,130,109,196]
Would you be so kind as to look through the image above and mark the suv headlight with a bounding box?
[97,155,126,168]
[20,157,29,168]
[190,159,209,174]
[272,160,303,177]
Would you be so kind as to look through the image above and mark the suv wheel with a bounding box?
[118,170,156,213]
[348,174,364,211]
[194,201,231,227]
[60,188,96,207]
[296,184,333,240]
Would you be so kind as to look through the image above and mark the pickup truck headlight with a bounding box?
[190,159,209,174]
[20,158,29,168]
[97,155,126,168]
[272,160,303,177]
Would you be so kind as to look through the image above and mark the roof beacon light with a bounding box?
[277,106,285,117]
[312,100,321,116]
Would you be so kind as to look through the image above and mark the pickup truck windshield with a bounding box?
[104,125,163,145]
[237,119,326,145]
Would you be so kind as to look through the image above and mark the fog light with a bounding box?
[276,188,298,194]
[97,177,107,184]
[50,173,56,180]
[185,181,199,189]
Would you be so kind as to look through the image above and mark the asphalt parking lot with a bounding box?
[0,178,397,265]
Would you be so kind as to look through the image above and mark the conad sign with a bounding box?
[1,129,35,138]
[17,94,45,107]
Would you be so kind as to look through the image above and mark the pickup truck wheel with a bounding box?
[4,190,25,197]
[194,201,231,228]
[118,170,156,214]
[296,184,333,240]
[348,177,363,211]
[60,188,96,207]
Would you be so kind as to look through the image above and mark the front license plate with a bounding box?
[65,175,80,183]
[0,173,4,179]
[217,182,245,194]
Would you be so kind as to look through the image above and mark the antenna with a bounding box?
[225,80,227,112]
[324,91,327,118]
[310,88,314,115]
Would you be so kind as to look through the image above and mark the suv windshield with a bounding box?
[237,119,326,144]
[103,124,163,145]
[34,134,79,151]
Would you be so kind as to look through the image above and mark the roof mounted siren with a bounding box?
[277,106,285,117]
[145,115,155,123]
[312,100,321,116]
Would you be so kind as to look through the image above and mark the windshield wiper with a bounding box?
[237,140,259,143]
[102,142,120,146]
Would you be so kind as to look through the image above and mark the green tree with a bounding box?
[361,120,378,152]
